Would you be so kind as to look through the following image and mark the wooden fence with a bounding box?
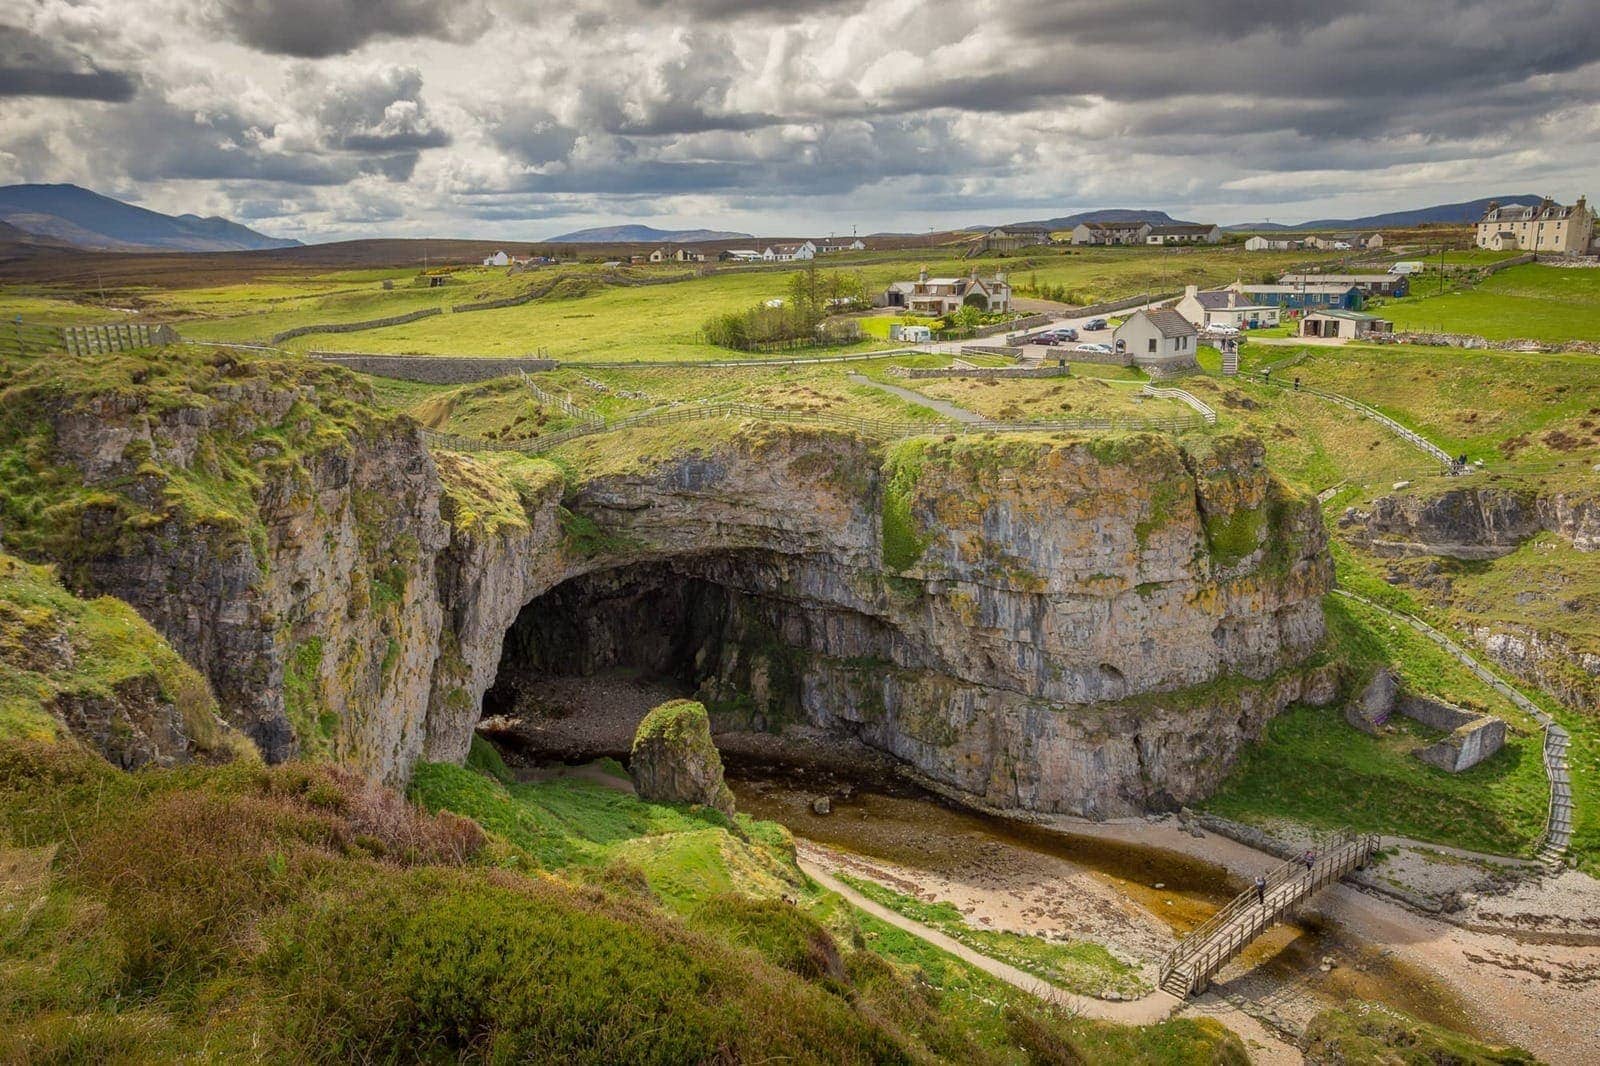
[59,323,177,356]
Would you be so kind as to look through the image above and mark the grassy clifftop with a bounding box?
[0,552,251,766]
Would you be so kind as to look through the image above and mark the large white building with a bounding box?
[896,268,1011,315]
[1475,198,1593,253]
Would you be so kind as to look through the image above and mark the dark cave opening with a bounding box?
[480,551,859,765]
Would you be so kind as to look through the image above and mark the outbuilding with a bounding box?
[1299,309,1393,340]
[1113,308,1199,371]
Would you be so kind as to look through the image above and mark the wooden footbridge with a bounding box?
[1158,829,1380,998]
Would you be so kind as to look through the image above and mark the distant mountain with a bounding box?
[545,224,753,244]
[0,184,301,252]
[1224,195,1546,232]
[971,209,1188,233]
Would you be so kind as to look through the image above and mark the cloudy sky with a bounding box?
[2,0,1597,242]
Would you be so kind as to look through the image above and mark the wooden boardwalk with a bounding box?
[1158,830,1379,998]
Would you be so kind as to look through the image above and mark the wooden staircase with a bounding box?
[1538,723,1573,870]
[1158,830,1379,998]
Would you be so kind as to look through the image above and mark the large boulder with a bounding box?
[630,699,736,816]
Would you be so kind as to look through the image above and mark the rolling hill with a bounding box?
[545,224,753,243]
[1224,195,1545,232]
[0,184,302,252]
[973,209,1190,233]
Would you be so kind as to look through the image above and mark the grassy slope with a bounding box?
[1332,547,1600,876]
[1383,263,1600,342]
[838,873,1146,998]
[1303,1002,1537,1064]
[0,553,244,760]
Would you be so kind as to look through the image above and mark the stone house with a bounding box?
[1244,235,1307,251]
[1305,232,1384,250]
[902,268,1010,315]
[1070,220,1152,245]
[1474,197,1593,254]
[762,241,817,261]
[1113,308,1199,370]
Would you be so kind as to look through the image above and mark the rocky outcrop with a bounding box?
[630,699,736,816]
[457,428,1336,816]
[0,551,249,769]
[1341,485,1600,558]
[1468,623,1600,715]
[3,350,1336,812]
[1,352,447,780]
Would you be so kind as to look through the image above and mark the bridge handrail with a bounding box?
[1158,828,1377,993]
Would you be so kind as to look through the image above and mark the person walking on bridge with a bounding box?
[1254,874,1266,907]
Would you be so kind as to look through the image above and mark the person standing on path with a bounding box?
[1254,874,1267,907]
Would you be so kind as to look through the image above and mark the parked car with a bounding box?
[1082,317,1108,331]
[1074,342,1114,354]
[1033,327,1078,344]
[1032,332,1063,346]
[1208,323,1240,336]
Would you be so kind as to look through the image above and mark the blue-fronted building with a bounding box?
[1232,283,1365,311]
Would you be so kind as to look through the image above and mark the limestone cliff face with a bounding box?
[1341,485,1600,558]
[6,351,1333,811]
[3,356,448,780]
[453,428,1334,816]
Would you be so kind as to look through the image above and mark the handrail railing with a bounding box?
[422,399,1209,455]
[1331,588,1571,866]
[1158,828,1378,997]
[1142,384,1217,425]
[1242,367,1460,472]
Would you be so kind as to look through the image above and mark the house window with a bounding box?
[1147,338,1157,353]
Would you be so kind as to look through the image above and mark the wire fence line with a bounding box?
[422,399,1208,455]
[1241,368,1460,471]
[518,371,601,425]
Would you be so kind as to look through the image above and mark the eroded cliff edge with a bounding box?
[0,350,1334,815]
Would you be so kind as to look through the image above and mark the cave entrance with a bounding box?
[480,552,815,767]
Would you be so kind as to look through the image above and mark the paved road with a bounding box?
[847,372,983,423]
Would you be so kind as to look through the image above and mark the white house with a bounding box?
[1113,309,1200,370]
[1172,285,1281,330]
[1244,235,1306,251]
[482,250,511,267]
[899,268,1011,315]
[818,238,867,253]
[1144,223,1222,245]
[762,241,817,261]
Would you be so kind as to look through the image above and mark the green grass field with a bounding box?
[1203,599,1549,857]
[1383,264,1600,342]
[837,873,1145,998]
[1274,343,1600,470]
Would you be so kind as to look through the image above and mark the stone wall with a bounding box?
[270,307,443,345]
[887,365,1071,380]
[312,354,560,384]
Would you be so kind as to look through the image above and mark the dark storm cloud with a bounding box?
[205,0,491,58]
[0,26,136,101]
[314,66,452,152]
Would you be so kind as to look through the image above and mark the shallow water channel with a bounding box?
[723,761,1485,1039]
[485,667,1486,1041]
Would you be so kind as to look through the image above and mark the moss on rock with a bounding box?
[630,699,736,817]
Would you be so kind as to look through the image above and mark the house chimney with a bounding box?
[1184,284,1198,298]
[918,267,928,282]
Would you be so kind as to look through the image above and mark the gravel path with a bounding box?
[846,372,984,423]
